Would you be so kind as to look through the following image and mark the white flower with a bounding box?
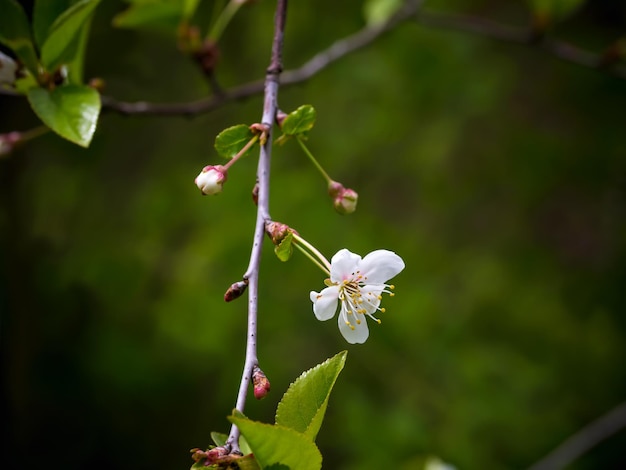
[309,248,405,344]
[195,165,227,195]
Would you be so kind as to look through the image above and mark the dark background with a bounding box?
[2,0,626,468]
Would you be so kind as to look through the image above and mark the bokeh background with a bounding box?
[2,1,626,469]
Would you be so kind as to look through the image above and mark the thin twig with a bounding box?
[97,1,625,117]
[414,10,626,78]
[528,401,626,470]
[224,0,287,455]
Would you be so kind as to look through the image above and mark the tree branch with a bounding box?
[528,401,626,470]
[224,0,287,455]
[98,1,625,117]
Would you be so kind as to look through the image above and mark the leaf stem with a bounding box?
[208,0,245,43]
[223,134,259,171]
[296,136,332,184]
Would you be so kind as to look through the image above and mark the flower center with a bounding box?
[335,271,395,331]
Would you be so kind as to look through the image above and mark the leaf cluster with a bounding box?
[0,0,101,147]
[198,351,347,470]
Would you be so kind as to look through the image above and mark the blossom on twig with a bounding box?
[309,248,405,344]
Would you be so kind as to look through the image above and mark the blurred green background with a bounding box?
[2,1,626,469]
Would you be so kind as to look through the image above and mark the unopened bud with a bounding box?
[265,221,293,245]
[328,181,358,214]
[224,280,248,302]
[88,77,106,92]
[192,40,220,75]
[190,446,231,465]
[252,365,270,400]
[276,110,288,128]
[334,188,358,214]
[252,182,259,205]
[0,132,21,157]
[195,165,227,195]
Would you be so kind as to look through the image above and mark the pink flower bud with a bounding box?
[265,221,295,245]
[224,280,248,302]
[252,365,270,400]
[327,180,344,198]
[334,188,358,215]
[0,132,21,158]
[195,165,227,195]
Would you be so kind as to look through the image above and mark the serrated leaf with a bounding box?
[214,124,255,159]
[274,232,294,262]
[0,0,39,74]
[364,0,403,26]
[275,351,347,441]
[27,84,101,147]
[113,1,184,33]
[40,0,101,71]
[229,415,322,470]
[281,105,316,136]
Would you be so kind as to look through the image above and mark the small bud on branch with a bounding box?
[252,364,270,400]
[265,221,296,245]
[224,279,248,302]
[195,165,227,195]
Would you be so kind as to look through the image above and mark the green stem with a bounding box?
[208,0,244,43]
[292,233,332,273]
[224,134,259,170]
[294,243,330,276]
[296,136,332,184]
[20,126,50,142]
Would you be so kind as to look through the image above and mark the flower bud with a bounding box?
[195,165,227,195]
[265,221,292,245]
[0,132,21,158]
[251,182,259,206]
[329,181,358,215]
[252,365,270,400]
[333,187,358,214]
[224,280,248,302]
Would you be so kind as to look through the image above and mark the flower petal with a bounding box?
[338,309,370,344]
[330,249,361,283]
[358,250,405,284]
[359,285,383,313]
[310,286,339,321]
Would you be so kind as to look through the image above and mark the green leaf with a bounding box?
[33,0,73,49]
[113,1,184,33]
[274,232,294,262]
[27,84,101,147]
[214,124,256,159]
[363,0,403,26]
[281,105,317,136]
[0,0,39,74]
[40,0,101,71]
[275,351,347,441]
[229,415,322,470]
